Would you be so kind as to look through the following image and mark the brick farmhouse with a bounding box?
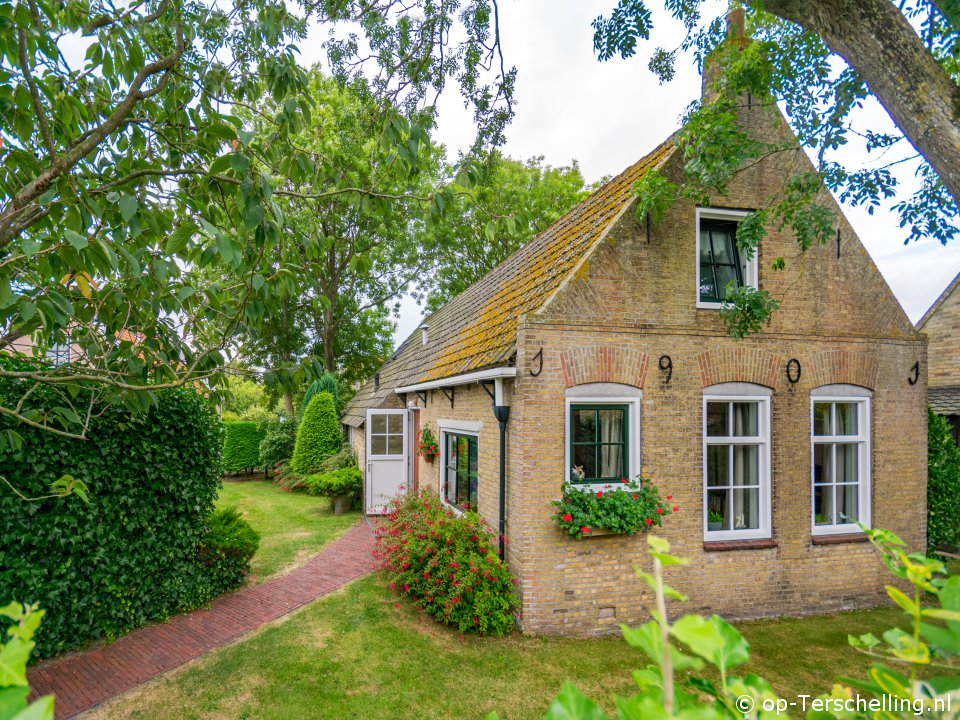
[344,70,927,635]
[917,273,960,442]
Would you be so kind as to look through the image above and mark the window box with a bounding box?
[552,476,677,540]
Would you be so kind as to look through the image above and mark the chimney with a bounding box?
[419,323,429,346]
[701,5,748,97]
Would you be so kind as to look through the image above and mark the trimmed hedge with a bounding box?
[291,392,341,475]
[223,421,265,473]
[928,407,960,554]
[0,376,236,659]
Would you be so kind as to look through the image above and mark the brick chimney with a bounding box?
[701,5,748,98]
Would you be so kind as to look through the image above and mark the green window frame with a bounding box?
[699,218,744,304]
[569,404,629,484]
[444,433,478,511]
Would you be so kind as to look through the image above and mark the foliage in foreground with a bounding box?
[553,476,675,539]
[504,526,959,720]
[222,421,266,473]
[201,507,260,593]
[928,407,960,554]
[0,380,236,659]
[375,491,518,636]
[291,392,341,475]
[0,602,53,720]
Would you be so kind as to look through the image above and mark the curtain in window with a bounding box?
[599,410,623,478]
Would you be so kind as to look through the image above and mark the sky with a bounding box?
[299,0,960,347]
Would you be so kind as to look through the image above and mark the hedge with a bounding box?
[291,392,341,475]
[223,421,265,473]
[0,372,237,659]
[928,407,960,554]
[202,507,260,590]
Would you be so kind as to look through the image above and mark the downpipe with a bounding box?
[493,404,510,560]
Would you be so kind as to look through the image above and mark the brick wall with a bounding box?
[920,281,960,388]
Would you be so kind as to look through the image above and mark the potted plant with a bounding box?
[417,423,440,463]
[552,475,676,539]
[707,509,725,532]
[306,467,362,514]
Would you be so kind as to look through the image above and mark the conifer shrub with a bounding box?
[290,392,341,475]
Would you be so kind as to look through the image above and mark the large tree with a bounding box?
[592,0,960,331]
[419,155,590,312]
[0,0,513,443]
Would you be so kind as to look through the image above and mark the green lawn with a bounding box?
[216,479,359,581]
[89,573,906,720]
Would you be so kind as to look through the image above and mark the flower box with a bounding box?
[552,475,677,540]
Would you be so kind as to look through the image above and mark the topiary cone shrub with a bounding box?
[291,392,341,475]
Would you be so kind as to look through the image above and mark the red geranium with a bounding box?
[596,491,603,498]
[673,506,679,512]
[645,518,653,526]
[562,513,573,522]
[581,526,591,534]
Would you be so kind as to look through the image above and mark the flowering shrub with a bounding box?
[552,476,675,539]
[271,460,307,492]
[375,490,518,635]
[416,422,440,460]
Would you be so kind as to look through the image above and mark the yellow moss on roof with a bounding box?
[421,141,675,382]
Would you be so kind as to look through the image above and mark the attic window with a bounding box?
[696,208,757,308]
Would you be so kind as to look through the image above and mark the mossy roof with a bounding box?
[343,139,676,427]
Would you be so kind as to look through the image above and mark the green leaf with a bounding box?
[542,682,610,720]
[12,694,54,720]
[887,586,919,615]
[230,153,251,172]
[64,229,88,250]
[167,223,198,255]
[0,637,33,686]
[118,194,138,221]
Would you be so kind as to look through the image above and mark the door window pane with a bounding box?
[371,414,386,433]
[371,435,387,455]
[387,435,404,455]
[388,414,403,433]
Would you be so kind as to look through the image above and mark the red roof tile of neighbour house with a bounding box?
[342,139,676,426]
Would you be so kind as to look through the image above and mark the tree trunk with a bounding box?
[757,0,960,207]
[283,392,294,416]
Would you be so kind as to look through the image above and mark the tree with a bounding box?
[419,155,590,312]
[0,0,514,445]
[291,391,340,475]
[592,1,960,331]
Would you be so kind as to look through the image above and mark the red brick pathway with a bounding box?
[28,520,377,719]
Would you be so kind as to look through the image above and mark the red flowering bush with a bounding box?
[271,460,307,492]
[416,422,440,460]
[375,490,518,635]
[552,476,675,539]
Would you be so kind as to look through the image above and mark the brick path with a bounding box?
[28,520,377,719]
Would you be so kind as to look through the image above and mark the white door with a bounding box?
[365,409,408,514]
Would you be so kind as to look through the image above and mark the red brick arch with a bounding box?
[559,346,650,389]
[696,348,782,389]
[808,350,879,390]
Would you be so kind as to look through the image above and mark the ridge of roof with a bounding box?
[342,138,676,426]
[917,270,960,329]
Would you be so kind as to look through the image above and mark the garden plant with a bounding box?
[553,475,676,539]
[291,392,341,475]
[222,421,266,474]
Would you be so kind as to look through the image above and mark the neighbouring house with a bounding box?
[344,38,927,637]
[917,273,960,443]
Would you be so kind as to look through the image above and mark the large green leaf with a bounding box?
[542,682,611,720]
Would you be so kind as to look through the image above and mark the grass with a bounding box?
[216,479,359,580]
[89,574,907,720]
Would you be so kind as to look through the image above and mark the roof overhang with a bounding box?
[394,366,517,395]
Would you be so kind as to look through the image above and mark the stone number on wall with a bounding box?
[786,358,802,385]
[658,355,673,384]
[908,361,920,386]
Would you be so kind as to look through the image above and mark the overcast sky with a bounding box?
[301,0,960,346]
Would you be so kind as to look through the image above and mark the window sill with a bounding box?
[703,538,778,552]
[811,533,868,546]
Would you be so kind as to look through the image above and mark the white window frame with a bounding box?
[564,383,641,491]
[437,425,480,513]
[810,386,872,537]
[702,383,772,541]
[696,207,758,309]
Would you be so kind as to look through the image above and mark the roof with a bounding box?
[917,271,960,329]
[930,386,960,415]
[342,138,676,426]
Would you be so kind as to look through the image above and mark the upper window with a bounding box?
[703,385,771,541]
[811,391,871,535]
[47,335,71,366]
[697,209,757,307]
[569,404,628,484]
[444,433,478,512]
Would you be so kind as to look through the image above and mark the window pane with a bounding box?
[597,409,624,443]
[706,402,729,437]
[573,409,597,443]
[814,485,834,525]
[699,231,715,261]
[572,444,596,481]
[599,444,623,478]
[813,403,831,435]
[813,443,833,485]
[706,489,729,531]
[733,444,759,486]
[706,445,729,486]
[445,465,457,505]
[713,264,738,296]
[387,414,403,433]
[456,471,469,507]
[468,437,478,473]
[733,403,758,436]
[835,403,858,435]
[371,435,387,455]
[709,226,737,264]
[387,435,404,455]
[836,444,858,484]
[699,265,717,301]
[837,483,859,524]
[732,487,760,530]
[371,414,387,433]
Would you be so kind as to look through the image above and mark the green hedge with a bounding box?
[223,421,265,473]
[0,375,235,659]
[928,407,960,554]
[291,392,341,475]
